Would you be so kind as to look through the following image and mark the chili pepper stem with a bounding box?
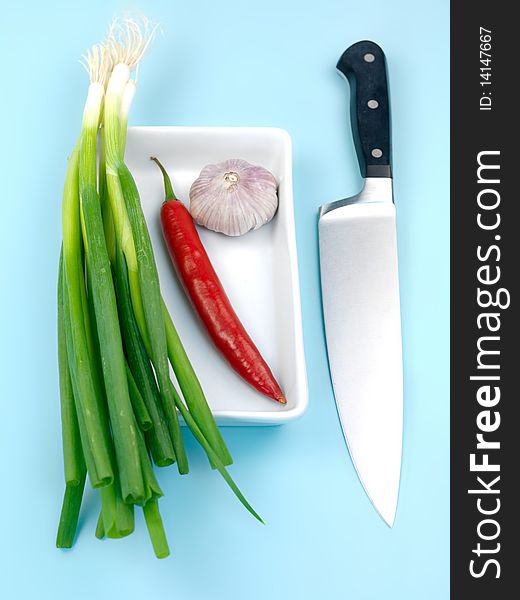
[150,156,176,199]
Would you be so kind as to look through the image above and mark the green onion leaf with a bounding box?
[62,144,113,488]
[118,163,189,475]
[126,362,153,431]
[163,301,233,467]
[57,252,86,486]
[113,247,176,467]
[143,499,170,559]
[173,393,263,524]
[56,473,87,548]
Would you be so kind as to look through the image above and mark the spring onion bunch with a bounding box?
[56,17,262,559]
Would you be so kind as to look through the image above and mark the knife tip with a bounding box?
[377,502,397,528]
[383,514,395,528]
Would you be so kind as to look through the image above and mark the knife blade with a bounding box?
[318,41,403,526]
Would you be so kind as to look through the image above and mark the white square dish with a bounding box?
[125,126,308,425]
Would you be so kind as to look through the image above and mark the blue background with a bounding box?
[0,1,449,598]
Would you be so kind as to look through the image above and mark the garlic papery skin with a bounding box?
[189,159,279,236]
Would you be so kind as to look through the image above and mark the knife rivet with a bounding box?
[367,99,379,109]
[371,148,383,158]
[364,53,375,63]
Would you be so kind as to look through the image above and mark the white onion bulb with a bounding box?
[189,159,278,236]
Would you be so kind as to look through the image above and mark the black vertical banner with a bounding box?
[451,2,518,598]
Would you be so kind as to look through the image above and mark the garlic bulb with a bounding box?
[189,159,278,236]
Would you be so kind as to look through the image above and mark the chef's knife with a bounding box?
[318,41,403,527]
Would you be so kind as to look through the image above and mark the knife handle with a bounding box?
[337,41,391,178]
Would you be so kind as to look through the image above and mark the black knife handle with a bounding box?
[337,41,392,178]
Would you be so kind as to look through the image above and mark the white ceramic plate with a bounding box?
[125,126,308,425]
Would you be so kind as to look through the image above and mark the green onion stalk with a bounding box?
[56,252,87,549]
[103,60,189,475]
[57,252,86,488]
[117,163,189,474]
[113,245,176,467]
[102,27,174,554]
[79,45,145,504]
[61,138,113,489]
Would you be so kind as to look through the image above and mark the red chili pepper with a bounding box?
[152,157,286,404]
